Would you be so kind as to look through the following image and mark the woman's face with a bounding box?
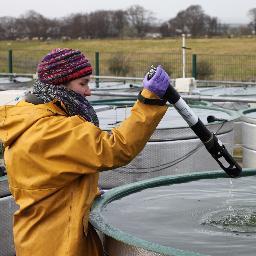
[66,75,91,97]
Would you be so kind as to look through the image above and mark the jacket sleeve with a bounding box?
[86,92,168,171]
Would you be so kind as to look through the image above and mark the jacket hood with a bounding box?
[0,100,65,147]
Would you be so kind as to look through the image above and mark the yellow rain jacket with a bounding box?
[0,89,168,256]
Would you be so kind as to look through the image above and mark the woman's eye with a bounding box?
[81,80,89,86]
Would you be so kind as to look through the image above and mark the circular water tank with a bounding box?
[90,80,140,90]
[240,108,256,167]
[89,81,140,101]
[97,105,239,188]
[197,86,256,110]
[0,77,33,91]
[91,169,256,256]
[196,86,256,147]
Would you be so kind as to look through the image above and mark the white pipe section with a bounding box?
[182,34,186,78]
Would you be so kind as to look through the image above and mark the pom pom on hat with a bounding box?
[37,48,92,85]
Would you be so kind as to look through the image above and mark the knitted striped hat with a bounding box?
[37,48,92,85]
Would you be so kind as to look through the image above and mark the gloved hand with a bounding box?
[143,65,170,98]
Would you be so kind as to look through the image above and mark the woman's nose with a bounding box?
[84,86,91,96]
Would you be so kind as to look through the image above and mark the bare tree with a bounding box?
[45,19,61,39]
[0,17,17,39]
[248,8,256,34]
[159,22,170,37]
[60,13,89,39]
[53,10,128,39]
[86,11,112,38]
[183,5,206,36]
[0,23,5,40]
[111,10,128,38]
[164,5,221,37]
[205,17,220,36]
[0,5,250,40]
[126,5,155,37]
[18,10,51,39]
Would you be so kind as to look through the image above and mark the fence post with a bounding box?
[8,49,13,81]
[95,52,100,88]
[192,54,197,79]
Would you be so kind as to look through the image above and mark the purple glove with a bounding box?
[143,65,170,98]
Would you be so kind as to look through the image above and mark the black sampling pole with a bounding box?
[147,66,242,178]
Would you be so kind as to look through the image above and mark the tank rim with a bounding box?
[239,108,256,124]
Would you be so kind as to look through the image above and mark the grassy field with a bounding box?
[0,37,256,80]
[0,37,256,54]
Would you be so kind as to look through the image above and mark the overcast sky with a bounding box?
[1,0,255,24]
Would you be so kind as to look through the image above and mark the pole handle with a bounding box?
[147,66,242,178]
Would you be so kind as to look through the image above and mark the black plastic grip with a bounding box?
[204,134,242,177]
[191,119,212,142]
[164,86,180,104]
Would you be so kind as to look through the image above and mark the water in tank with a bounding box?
[97,105,238,188]
[197,86,256,110]
[90,169,256,256]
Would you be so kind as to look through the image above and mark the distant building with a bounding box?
[145,33,162,39]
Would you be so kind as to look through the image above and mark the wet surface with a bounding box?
[102,176,256,256]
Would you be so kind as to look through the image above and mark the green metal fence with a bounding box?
[0,49,255,81]
[195,54,256,81]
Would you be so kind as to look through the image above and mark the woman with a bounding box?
[0,48,170,256]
